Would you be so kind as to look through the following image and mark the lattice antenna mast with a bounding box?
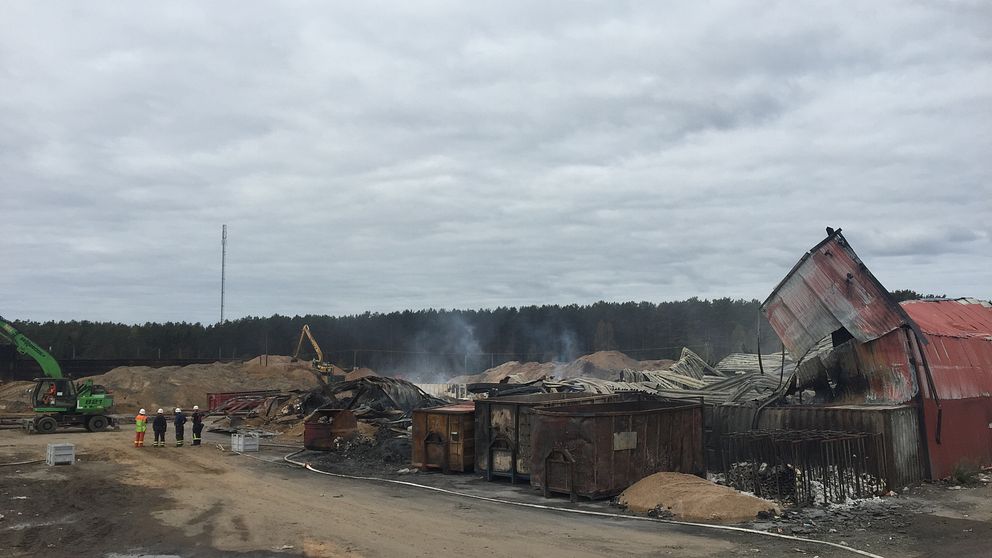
[220,224,227,324]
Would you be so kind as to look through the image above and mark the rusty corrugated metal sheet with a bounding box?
[529,400,704,500]
[850,333,919,404]
[762,230,914,356]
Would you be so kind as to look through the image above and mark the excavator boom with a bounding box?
[293,324,324,363]
[0,316,63,379]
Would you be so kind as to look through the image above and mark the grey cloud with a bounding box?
[1,1,990,322]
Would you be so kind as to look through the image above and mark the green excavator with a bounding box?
[0,316,115,433]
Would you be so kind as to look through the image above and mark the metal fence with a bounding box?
[722,429,887,505]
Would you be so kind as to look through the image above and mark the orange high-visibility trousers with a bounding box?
[134,431,145,447]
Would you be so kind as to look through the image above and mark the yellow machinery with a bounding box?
[291,324,338,374]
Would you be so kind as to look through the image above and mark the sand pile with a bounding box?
[638,358,676,370]
[450,361,562,384]
[452,351,681,384]
[81,355,324,413]
[556,350,642,379]
[618,472,780,523]
[0,381,36,412]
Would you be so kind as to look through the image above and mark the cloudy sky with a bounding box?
[1,1,990,324]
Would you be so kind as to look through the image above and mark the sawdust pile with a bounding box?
[81,355,324,413]
[452,351,678,384]
[450,361,562,384]
[557,351,643,379]
[618,472,780,523]
[0,381,35,412]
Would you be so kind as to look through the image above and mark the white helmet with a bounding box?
[139,408,146,414]
[175,408,182,413]
[157,408,164,414]
[193,405,199,410]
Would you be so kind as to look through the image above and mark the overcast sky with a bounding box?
[1,1,990,324]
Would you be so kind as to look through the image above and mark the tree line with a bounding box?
[7,291,933,377]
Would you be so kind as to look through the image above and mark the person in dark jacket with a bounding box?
[152,408,168,447]
[174,407,187,447]
[191,405,204,446]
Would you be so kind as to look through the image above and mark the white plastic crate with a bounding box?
[231,433,259,452]
[46,443,75,466]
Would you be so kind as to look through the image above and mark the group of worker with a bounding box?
[133,406,204,448]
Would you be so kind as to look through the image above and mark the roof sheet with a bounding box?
[901,298,992,338]
[761,230,914,355]
[715,352,791,374]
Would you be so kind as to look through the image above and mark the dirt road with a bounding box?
[1,428,989,557]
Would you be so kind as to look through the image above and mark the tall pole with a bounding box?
[220,224,227,324]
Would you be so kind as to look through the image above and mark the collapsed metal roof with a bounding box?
[761,229,917,356]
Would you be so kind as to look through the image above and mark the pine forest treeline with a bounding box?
[8,298,787,377]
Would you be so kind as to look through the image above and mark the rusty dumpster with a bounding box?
[303,409,358,451]
[475,392,646,482]
[411,403,475,473]
[529,400,704,500]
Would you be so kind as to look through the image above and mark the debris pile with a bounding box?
[77,355,325,413]
[533,348,788,404]
[205,376,445,446]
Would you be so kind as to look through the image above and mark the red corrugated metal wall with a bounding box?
[902,300,992,479]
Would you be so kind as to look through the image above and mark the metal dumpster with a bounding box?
[303,409,358,451]
[475,392,643,482]
[411,403,476,473]
[529,400,704,500]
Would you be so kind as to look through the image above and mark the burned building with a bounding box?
[758,228,992,481]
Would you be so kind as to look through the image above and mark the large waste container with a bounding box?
[529,400,704,500]
[411,402,476,473]
[304,409,358,451]
[475,392,642,482]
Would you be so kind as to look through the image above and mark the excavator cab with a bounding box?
[32,378,77,410]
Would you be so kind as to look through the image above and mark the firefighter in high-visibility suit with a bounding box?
[134,408,148,448]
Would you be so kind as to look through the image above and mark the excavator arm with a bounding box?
[0,316,63,379]
[292,324,324,363]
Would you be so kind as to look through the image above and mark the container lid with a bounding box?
[477,392,616,405]
[418,402,476,414]
[533,399,701,417]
